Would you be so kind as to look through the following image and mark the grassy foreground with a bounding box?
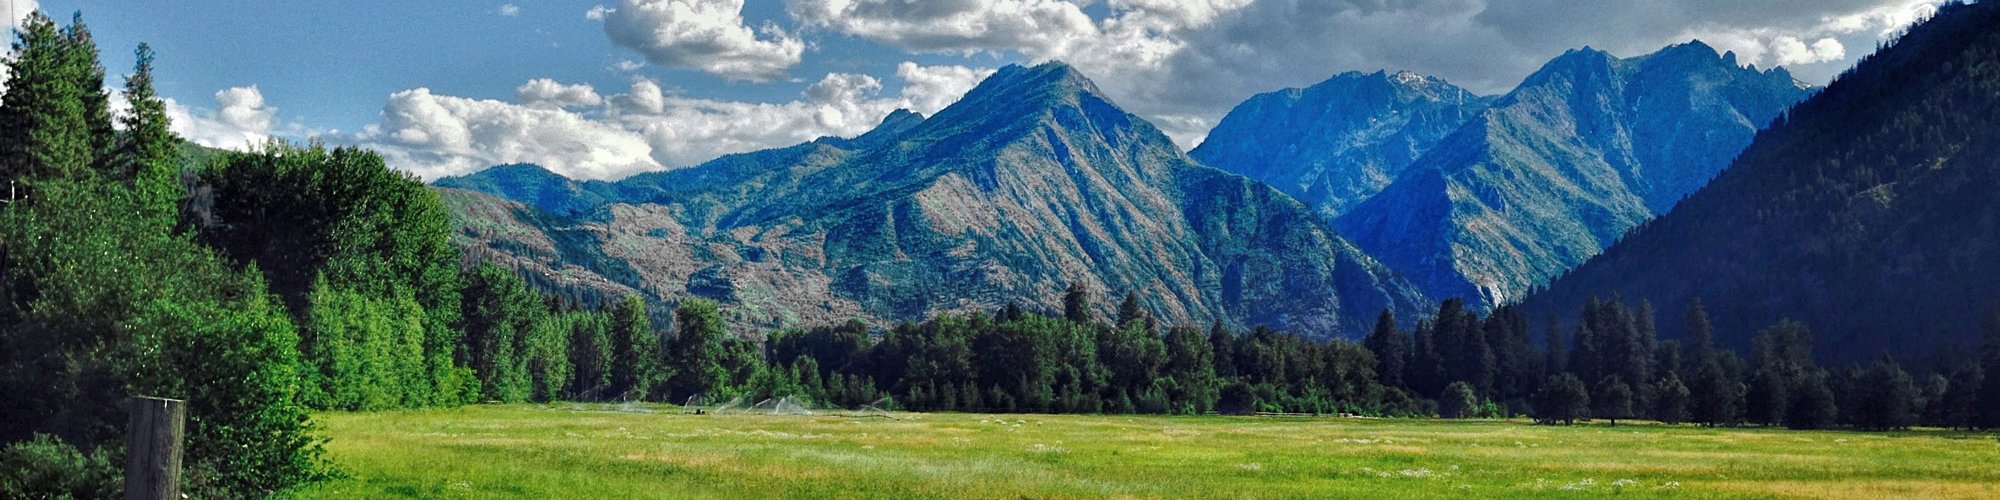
[296,404,2000,499]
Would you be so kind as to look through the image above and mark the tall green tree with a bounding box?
[1593,376,1635,426]
[1850,356,1917,431]
[664,298,727,402]
[111,43,184,222]
[1535,373,1590,425]
[1364,310,1408,390]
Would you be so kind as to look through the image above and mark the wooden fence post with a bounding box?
[124,396,185,500]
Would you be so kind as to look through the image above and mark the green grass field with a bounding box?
[295,404,2000,499]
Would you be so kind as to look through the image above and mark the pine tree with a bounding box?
[1688,357,1741,427]
[1115,291,1144,327]
[1535,373,1591,425]
[609,295,659,400]
[1652,372,1691,424]
[0,13,97,187]
[113,43,183,222]
[1062,282,1093,325]
[1940,363,1983,430]
[1363,310,1407,389]
[1593,376,1635,426]
[1682,298,1715,375]
[1785,372,1838,430]
[664,298,728,402]
[1851,356,1917,431]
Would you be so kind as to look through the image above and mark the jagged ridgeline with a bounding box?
[438,63,1430,340]
[1328,41,1812,308]
[1191,70,1495,219]
[1519,1,2000,362]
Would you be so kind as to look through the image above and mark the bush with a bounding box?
[0,435,121,499]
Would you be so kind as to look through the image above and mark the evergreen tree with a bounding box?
[1062,282,1093,325]
[1652,372,1691,424]
[0,13,96,187]
[564,312,614,400]
[1593,376,1635,426]
[1115,291,1145,327]
[1535,373,1590,425]
[1688,357,1741,427]
[1785,372,1838,430]
[609,295,659,401]
[1940,363,1983,430]
[1682,298,1715,375]
[1161,326,1219,414]
[664,298,728,401]
[1208,321,1237,378]
[1543,319,1566,378]
[1408,320,1444,398]
[1363,309,1408,389]
[113,43,184,222]
[1850,356,1917,431]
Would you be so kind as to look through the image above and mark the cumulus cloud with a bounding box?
[788,0,1101,56]
[515,78,605,109]
[160,86,279,151]
[606,62,992,168]
[597,0,805,82]
[355,63,991,180]
[497,4,521,16]
[355,88,658,181]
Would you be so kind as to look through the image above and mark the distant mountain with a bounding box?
[1519,1,2000,362]
[1191,70,1492,218]
[444,63,1430,339]
[1334,41,1813,307]
[434,163,620,217]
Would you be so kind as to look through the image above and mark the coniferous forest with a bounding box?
[5,2,2000,498]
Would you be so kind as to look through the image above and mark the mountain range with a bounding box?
[439,63,1428,339]
[1520,1,2000,362]
[1190,70,1493,219]
[1324,41,1813,307]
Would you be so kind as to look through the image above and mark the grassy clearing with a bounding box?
[295,404,2000,499]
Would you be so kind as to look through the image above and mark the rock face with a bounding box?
[1521,2,2000,362]
[1191,70,1492,219]
[442,62,1429,339]
[1332,41,1812,307]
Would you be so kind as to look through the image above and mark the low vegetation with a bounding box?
[298,404,2000,499]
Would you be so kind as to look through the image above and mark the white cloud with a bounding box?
[598,0,805,82]
[787,0,1101,57]
[357,88,659,181]
[158,86,278,151]
[355,63,990,180]
[893,62,995,116]
[1771,36,1846,65]
[515,78,605,109]
[587,4,614,20]
[497,4,521,16]
[612,59,646,72]
[607,62,990,168]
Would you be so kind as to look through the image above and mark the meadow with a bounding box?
[294,404,2000,499]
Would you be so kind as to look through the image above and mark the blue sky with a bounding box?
[13,0,1948,180]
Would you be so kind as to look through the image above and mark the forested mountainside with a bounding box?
[1520,1,2000,363]
[441,63,1429,339]
[1190,70,1493,219]
[1334,41,1811,307]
